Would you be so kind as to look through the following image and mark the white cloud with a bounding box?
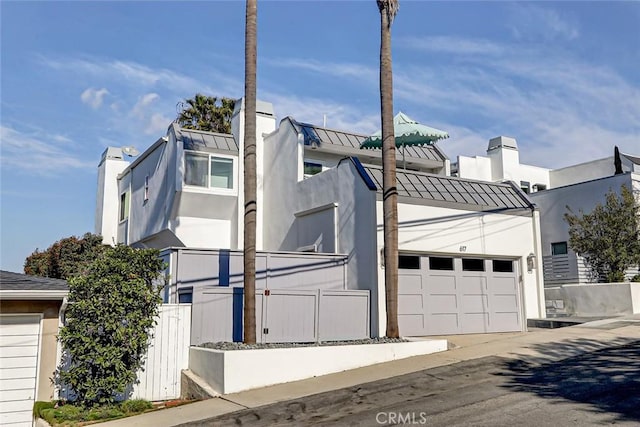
[400,36,504,56]
[80,87,109,109]
[132,93,160,118]
[145,113,172,135]
[0,126,93,175]
[508,4,579,41]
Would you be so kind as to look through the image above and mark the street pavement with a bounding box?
[101,315,640,427]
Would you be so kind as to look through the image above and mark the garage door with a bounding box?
[0,315,41,427]
[398,255,522,336]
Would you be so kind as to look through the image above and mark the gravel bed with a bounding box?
[199,337,409,351]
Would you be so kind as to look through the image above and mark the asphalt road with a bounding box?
[180,339,640,426]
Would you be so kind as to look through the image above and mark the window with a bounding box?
[119,191,130,221]
[462,258,485,271]
[520,181,530,194]
[429,257,454,271]
[492,260,514,273]
[178,288,193,304]
[144,175,149,202]
[399,255,420,270]
[533,183,546,192]
[304,161,323,178]
[185,151,234,190]
[551,241,568,255]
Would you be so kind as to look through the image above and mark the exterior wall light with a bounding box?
[527,253,536,273]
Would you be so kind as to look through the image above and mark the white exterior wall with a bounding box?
[231,99,277,251]
[95,150,129,245]
[550,157,615,188]
[375,202,544,335]
[456,155,492,181]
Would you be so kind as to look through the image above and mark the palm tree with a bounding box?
[377,0,400,338]
[243,0,258,344]
[178,94,235,134]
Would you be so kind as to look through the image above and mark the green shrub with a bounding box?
[43,404,82,421]
[86,406,124,420]
[32,401,55,418]
[120,399,153,414]
[56,245,165,407]
[631,274,640,282]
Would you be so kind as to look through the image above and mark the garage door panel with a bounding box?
[398,274,422,292]
[0,322,40,336]
[491,312,520,331]
[427,276,456,294]
[459,277,486,293]
[399,294,424,313]
[0,367,37,381]
[1,410,34,426]
[399,314,425,336]
[461,294,489,312]
[0,335,39,348]
[491,277,518,293]
[428,294,457,313]
[0,346,39,358]
[461,313,490,333]
[0,357,38,370]
[0,389,34,402]
[427,313,459,335]
[492,295,518,311]
[0,399,34,414]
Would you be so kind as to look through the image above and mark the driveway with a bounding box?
[179,338,640,426]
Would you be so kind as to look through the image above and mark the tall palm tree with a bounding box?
[377,0,400,338]
[178,94,235,133]
[243,0,257,344]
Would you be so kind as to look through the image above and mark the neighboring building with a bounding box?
[454,136,639,193]
[0,271,68,426]
[96,100,545,339]
[530,172,640,286]
[455,135,640,286]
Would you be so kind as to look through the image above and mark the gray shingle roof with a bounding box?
[290,119,447,163]
[364,166,533,211]
[176,126,238,153]
[1,270,69,291]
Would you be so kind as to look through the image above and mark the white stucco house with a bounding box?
[95,99,546,340]
[454,136,640,286]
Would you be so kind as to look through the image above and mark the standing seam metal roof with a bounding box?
[290,119,447,163]
[176,126,238,152]
[364,166,532,211]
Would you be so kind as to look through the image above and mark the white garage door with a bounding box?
[0,315,41,427]
[398,255,522,336]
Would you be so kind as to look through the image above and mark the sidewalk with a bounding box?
[101,315,640,427]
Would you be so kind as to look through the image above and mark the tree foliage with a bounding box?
[56,245,165,407]
[177,94,235,134]
[564,185,640,282]
[24,233,107,280]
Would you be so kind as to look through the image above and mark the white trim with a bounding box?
[294,202,338,217]
[0,290,68,300]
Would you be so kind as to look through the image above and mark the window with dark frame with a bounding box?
[492,259,514,273]
[551,241,568,255]
[398,255,420,270]
[429,257,454,271]
[462,258,485,271]
[303,161,323,178]
[178,289,193,304]
[144,175,149,202]
[119,191,129,221]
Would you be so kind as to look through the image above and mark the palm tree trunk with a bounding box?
[378,0,400,338]
[243,0,257,344]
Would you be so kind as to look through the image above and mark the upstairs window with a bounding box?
[520,181,530,194]
[303,161,323,179]
[144,175,149,202]
[185,151,234,190]
[119,191,130,222]
[551,241,568,255]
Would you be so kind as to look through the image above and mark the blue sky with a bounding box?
[1,1,639,273]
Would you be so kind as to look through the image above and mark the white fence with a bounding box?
[60,304,191,402]
[131,304,191,401]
